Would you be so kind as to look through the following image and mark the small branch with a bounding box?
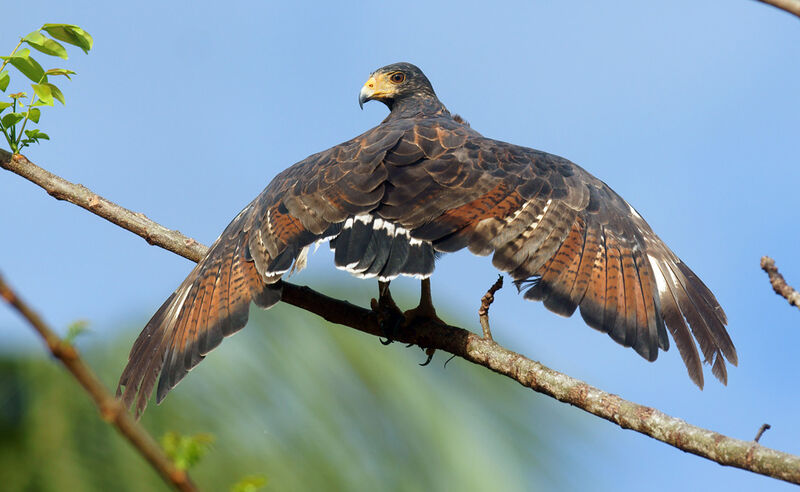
[755,424,772,443]
[0,37,24,74]
[760,256,800,311]
[478,275,503,339]
[0,150,207,263]
[5,149,800,485]
[0,272,197,492]
[755,0,800,19]
[281,285,800,485]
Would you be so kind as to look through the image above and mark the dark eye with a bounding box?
[390,72,405,84]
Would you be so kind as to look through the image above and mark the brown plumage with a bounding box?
[118,62,736,417]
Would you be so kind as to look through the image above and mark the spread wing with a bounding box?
[119,114,736,417]
[117,209,280,417]
[117,124,408,417]
[384,119,736,388]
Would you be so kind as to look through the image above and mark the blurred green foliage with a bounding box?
[0,288,584,491]
[161,431,214,471]
[64,319,89,345]
[230,475,268,492]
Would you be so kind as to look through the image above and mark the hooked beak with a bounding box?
[358,76,377,109]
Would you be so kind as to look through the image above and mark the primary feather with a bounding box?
[118,62,736,417]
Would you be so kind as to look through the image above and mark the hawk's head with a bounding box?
[358,62,437,110]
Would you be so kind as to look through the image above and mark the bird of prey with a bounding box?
[118,62,737,417]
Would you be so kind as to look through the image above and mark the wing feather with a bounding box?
[120,104,736,418]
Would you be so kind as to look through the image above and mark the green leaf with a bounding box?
[41,24,93,54]
[23,31,68,59]
[24,129,49,141]
[0,48,31,64]
[1,112,24,128]
[5,50,47,83]
[161,432,214,471]
[65,319,89,344]
[26,108,41,123]
[44,83,65,104]
[30,99,50,107]
[20,127,50,148]
[0,101,11,112]
[0,47,30,60]
[31,83,54,105]
[230,475,267,492]
[45,68,75,79]
[0,70,9,91]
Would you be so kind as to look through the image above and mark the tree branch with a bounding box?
[761,256,800,311]
[0,270,197,492]
[4,148,800,485]
[755,0,800,19]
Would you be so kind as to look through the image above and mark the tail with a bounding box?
[117,226,281,418]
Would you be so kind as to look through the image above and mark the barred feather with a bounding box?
[119,62,736,418]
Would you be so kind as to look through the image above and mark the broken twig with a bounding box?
[761,256,800,311]
[478,275,504,340]
[754,424,772,443]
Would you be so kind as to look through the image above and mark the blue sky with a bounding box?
[2,1,800,490]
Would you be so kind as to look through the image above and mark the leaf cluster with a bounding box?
[0,24,91,154]
[160,431,214,472]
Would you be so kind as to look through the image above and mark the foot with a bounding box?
[402,278,443,365]
[371,279,444,364]
[370,281,404,344]
[402,278,443,324]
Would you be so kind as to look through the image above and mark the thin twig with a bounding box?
[0,272,197,492]
[755,0,800,19]
[755,424,772,443]
[4,149,800,485]
[761,256,800,311]
[478,275,503,340]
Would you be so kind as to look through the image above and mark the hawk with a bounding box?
[118,62,737,416]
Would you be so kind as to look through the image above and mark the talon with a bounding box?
[419,347,436,366]
[380,337,393,346]
[378,315,402,343]
[373,279,446,351]
[443,354,456,368]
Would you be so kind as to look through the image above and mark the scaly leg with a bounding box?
[371,280,403,344]
[403,278,442,366]
[404,278,439,321]
[371,278,442,364]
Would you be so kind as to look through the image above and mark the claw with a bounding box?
[371,279,447,359]
[419,347,436,366]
